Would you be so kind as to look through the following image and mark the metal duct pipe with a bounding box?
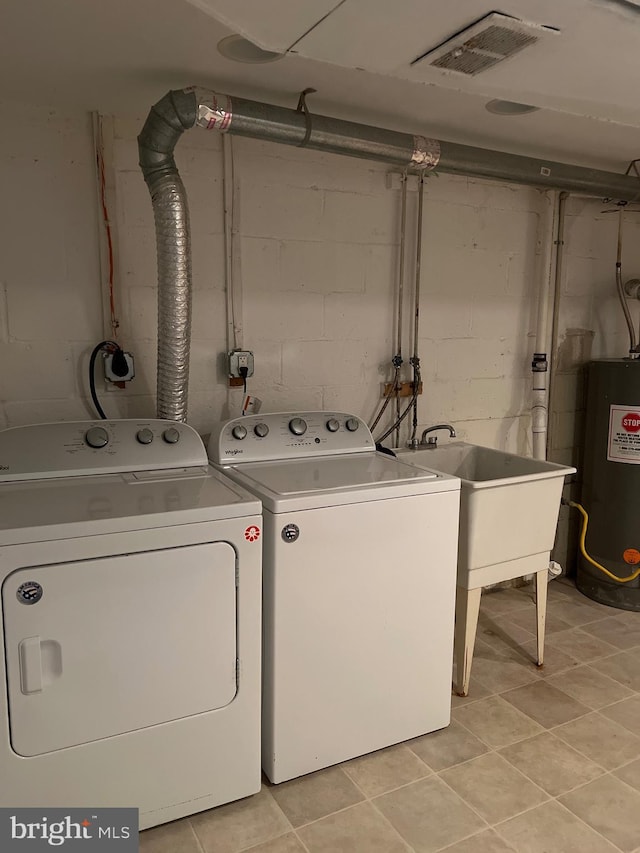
[138,89,197,422]
[139,87,640,419]
[211,92,640,200]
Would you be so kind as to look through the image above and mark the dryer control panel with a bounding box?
[209,412,375,465]
[0,420,208,481]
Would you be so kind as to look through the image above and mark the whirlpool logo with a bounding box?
[2,808,138,850]
[224,448,243,455]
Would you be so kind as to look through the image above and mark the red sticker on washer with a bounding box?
[244,525,261,542]
[623,548,640,565]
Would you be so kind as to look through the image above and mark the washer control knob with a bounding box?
[289,418,307,436]
[326,418,340,432]
[136,428,154,445]
[345,417,360,432]
[254,423,269,438]
[232,425,247,440]
[162,427,180,444]
[85,426,109,449]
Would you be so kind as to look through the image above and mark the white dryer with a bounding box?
[208,411,461,784]
[0,419,262,829]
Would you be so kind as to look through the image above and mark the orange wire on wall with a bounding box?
[95,116,119,340]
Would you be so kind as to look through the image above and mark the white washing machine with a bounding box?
[208,411,461,783]
[0,419,262,829]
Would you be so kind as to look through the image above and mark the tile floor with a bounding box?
[141,578,640,853]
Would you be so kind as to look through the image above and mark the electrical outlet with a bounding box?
[104,351,135,383]
[228,350,254,378]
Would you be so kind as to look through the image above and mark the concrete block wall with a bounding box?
[548,197,640,569]
[0,100,103,428]
[2,98,640,572]
[110,125,546,450]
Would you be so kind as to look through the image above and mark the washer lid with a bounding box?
[0,466,261,545]
[239,453,437,493]
[225,452,458,511]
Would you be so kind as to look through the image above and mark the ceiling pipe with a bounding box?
[205,91,640,199]
[139,87,640,419]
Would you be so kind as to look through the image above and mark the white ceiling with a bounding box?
[2,0,640,172]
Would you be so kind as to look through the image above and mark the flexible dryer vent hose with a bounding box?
[138,88,198,422]
[567,500,640,583]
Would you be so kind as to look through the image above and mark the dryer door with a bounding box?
[3,541,237,756]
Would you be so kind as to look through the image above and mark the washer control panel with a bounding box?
[209,412,375,464]
[0,419,208,481]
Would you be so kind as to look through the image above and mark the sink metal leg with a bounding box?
[454,586,482,697]
[535,569,548,667]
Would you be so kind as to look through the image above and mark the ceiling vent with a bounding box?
[412,12,557,76]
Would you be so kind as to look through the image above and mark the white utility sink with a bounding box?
[398,442,575,588]
[398,442,575,696]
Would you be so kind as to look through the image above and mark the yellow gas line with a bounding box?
[569,501,640,583]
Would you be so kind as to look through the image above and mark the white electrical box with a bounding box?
[104,351,135,383]
[228,350,254,378]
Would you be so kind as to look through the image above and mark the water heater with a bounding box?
[579,359,640,611]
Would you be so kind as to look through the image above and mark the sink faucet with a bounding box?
[419,424,456,447]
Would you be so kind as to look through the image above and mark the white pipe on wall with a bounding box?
[223,135,249,418]
[547,192,569,459]
[533,191,567,582]
[223,134,244,352]
[532,191,560,462]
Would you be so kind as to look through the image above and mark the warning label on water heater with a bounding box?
[607,405,640,463]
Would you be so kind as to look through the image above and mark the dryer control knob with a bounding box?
[326,418,340,432]
[345,417,360,432]
[232,425,247,440]
[136,428,154,445]
[85,426,109,449]
[163,427,180,444]
[254,423,269,438]
[289,418,307,436]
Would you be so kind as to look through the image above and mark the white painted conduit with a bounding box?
[536,192,570,581]
[223,134,243,353]
[532,191,560,463]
